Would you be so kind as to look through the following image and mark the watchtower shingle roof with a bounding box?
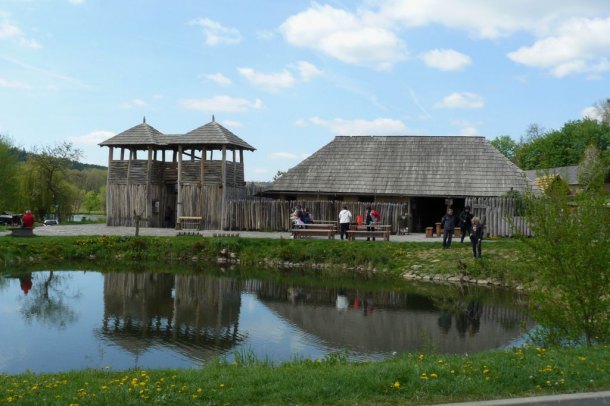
[98,119,164,147]
[264,136,531,197]
[98,117,255,151]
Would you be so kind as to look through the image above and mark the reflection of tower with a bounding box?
[100,272,243,366]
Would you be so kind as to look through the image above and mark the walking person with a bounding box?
[440,208,456,249]
[470,216,484,258]
[459,206,473,243]
[338,206,352,240]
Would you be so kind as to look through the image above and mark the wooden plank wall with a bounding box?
[223,200,406,232]
[465,197,531,237]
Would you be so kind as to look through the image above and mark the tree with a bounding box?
[515,119,610,169]
[0,135,20,211]
[27,142,82,222]
[490,135,518,162]
[593,98,610,124]
[524,147,610,345]
[273,170,287,181]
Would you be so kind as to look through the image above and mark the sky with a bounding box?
[1,0,609,181]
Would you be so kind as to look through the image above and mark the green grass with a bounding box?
[0,235,536,285]
[1,346,607,405]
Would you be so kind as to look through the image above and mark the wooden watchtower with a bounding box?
[99,117,255,229]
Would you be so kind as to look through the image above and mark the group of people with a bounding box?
[291,205,314,227]
[440,206,484,258]
[338,206,380,240]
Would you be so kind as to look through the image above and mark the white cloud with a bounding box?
[280,3,407,70]
[270,152,298,159]
[293,118,307,127]
[190,18,242,46]
[205,72,232,86]
[436,92,484,109]
[222,120,243,128]
[270,152,310,160]
[370,0,607,39]
[309,117,408,135]
[120,98,147,109]
[237,67,295,92]
[181,95,263,113]
[582,105,603,121]
[507,17,610,77]
[292,61,323,81]
[450,120,480,136]
[0,21,21,39]
[67,130,115,146]
[256,30,275,40]
[0,77,32,89]
[19,37,41,49]
[420,49,472,71]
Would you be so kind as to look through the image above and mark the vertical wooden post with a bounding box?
[146,146,153,227]
[221,146,227,230]
[176,146,183,229]
[106,147,113,225]
[200,148,206,230]
[232,148,236,187]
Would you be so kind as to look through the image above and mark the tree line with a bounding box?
[0,137,106,222]
[490,100,610,170]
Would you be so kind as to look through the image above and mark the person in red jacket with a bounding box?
[21,210,35,228]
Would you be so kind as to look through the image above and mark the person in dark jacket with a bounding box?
[459,206,473,243]
[441,208,456,249]
[470,216,484,258]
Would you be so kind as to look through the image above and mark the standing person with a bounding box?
[338,206,352,240]
[459,206,473,243]
[21,210,35,228]
[364,206,381,241]
[470,216,484,258]
[440,208,456,249]
[291,205,304,228]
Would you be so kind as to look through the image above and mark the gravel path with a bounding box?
[1,224,433,242]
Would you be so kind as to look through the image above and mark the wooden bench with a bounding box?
[291,229,336,239]
[176,216,202,230]
[10,227,34,237]
[346,230,390,241]
[303,223,337,232]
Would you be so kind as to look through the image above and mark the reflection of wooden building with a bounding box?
[99,117,255,229]
[247,280,530,355]
[101,273,243,360]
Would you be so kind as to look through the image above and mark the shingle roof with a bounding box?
[264,136,531,197]
[525,165,579,185]
[99,118,255,151]
[98,120,164,147]
[182,121,255,150]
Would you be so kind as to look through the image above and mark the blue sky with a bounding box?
[1,0,609,181]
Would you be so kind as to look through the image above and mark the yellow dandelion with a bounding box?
[430,373,438,379]
[577,356,587,361]
[393,381,400,389]
[220,383,225,388]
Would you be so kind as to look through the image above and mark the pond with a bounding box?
[0,270,531,374]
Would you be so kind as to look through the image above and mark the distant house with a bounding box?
[525,165,579,193]
[261,136,532,232]
[99,117,255,229]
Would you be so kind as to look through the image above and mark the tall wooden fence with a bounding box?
[223,200,407,232]
[465,197,531,237]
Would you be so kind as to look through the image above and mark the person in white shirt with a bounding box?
[338,206,353,240]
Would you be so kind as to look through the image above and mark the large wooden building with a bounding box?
[99,117,255,228]
[262,136,532,232]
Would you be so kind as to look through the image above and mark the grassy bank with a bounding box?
[0,235,536,286]
[1,346,608,405]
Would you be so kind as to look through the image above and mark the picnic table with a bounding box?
[346,224,391,241]
[291,223,337,239]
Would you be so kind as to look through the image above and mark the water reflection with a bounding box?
[99,274,243,365]
[0,270,531,374]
